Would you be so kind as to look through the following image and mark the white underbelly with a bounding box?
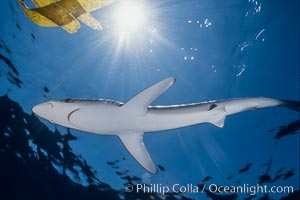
[135,109,211,132]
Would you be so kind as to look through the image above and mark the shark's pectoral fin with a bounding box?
[208,104,226,128]
[118,132,157,174]
[78,13,102,30]
[123,77,176,115]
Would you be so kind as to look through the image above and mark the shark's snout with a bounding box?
[32,102,54,118]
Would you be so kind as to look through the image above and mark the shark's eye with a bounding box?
[64,99,74,103]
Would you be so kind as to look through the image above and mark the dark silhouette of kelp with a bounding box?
[238,163,253,174]
[274,120,300,140]
[0,39,11,54]
[280,190,300,200]
[43,86,49,93]
[259,169,295,185]
[0,40,22,88]
[202,176,214,182]
[0,95,120,200]
[158,164,166,171]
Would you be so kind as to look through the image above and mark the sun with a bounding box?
[113,0,149,32]
[106,0,156,60]
[98,0,176,66]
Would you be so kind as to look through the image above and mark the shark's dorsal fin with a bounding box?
[123,77,176,114]
[32,0,55,7]
[118,132,157,173]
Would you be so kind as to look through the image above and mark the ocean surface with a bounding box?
[0,0,299,199]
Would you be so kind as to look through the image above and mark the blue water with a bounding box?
[0,0,299,199]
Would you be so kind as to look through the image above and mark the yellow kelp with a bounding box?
[32,0,56,7]
[18,0,117,33]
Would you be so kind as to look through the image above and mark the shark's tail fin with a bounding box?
[280,100,300,112]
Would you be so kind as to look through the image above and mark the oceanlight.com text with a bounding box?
[124,183,294,196]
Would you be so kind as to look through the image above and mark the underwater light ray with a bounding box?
[176,130,207,179]
[200,133,232,182]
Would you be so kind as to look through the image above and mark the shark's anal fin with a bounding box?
[123,77,176,115]
[78,12,102,30]
[209,104,226,128]
[32,0,55,7]
[118,132,157,174]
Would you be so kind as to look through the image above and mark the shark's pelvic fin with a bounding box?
[123,78,176,115]
[78,12,102,30]
[118,132,157,174]
[208,104,226,128]
[32,0,55,7]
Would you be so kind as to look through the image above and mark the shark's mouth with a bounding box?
[68,108,81,123]
[67,108,81,124]
[67,108,96,131]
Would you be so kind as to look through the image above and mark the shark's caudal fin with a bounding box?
[118,132,157,174]
[280,100,300,112]
[122,77,176,115]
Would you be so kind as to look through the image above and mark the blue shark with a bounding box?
[32,78,299,173]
